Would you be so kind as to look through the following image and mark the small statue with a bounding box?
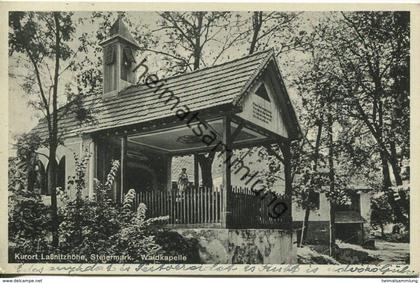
[177,168,189,198]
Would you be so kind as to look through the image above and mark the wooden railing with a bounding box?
[135,186,223,226]
[230,186,289,229]
[135,186,289,229]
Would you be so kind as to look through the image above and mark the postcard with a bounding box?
[1,1,419,277]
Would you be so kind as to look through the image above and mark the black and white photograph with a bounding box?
[2,3,418,277]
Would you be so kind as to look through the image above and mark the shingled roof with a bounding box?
[100,17,140,49]
[335,211,366,224]
[33,49,296,139]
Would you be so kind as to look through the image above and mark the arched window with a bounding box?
[121,47,135,81]
[41,156,65,195]
[42,163,50,196]
[35,160,47,195]
[57,156,66,191]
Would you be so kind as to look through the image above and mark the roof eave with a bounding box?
[99,34,141,50]
[232,49,302,141]
[83,103,240,136]
[269,55,303,141]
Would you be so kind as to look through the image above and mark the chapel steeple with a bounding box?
[100,16,140,99]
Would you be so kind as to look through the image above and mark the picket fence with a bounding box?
[135,186,289,228]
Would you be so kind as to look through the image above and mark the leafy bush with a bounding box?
[154,230,201,263]
[58,158,120,258]
[111,197,164,261]
[8,158,51,258]
[381,232,409,243]
[371,193,393,237]
[9,151,171,263]
[58,158,168,263]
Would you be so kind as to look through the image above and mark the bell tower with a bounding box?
[100,16,140,99]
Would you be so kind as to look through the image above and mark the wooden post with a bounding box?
[194,153,199,189]
[120,135,127,203]
[166,155,172,191]
[221,115,232,228]
[88,138,97,200]
[327,113,335,256]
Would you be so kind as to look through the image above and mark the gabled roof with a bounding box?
[33,49,300,140]
[100,17,140,49]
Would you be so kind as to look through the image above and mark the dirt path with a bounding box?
[337,239,409,264]
[373,239,410,264]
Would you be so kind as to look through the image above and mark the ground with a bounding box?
[375,240,410,264]
[344,239,410,264]
[298,239,410,264]
[297,245,339,264]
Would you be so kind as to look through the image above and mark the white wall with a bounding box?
[211,151,286,194]
[37,136,84,204]
[360,191,372,223]
[237,76,289,138]
[292,191,373,223]
[292,192,331,222]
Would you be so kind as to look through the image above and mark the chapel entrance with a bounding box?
[125,164,156,193]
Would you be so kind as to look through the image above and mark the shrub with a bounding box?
[9,151,170,263]
[8,158,51,259]
[381,231,410,243]
[154,230,201,263]
[58,158,121,258]
[58,158,168,263]
[371,193,393,237]
[111,196,166,261]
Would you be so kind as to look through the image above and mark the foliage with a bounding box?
[291,12,409,233]
[9,133,51,258]
[111,198,167,261]
[9,11,82,246]
[58,159,168,263]
[156,12,232,73]
[326,12,408,227]
[242,11,306,56]
[395,185,410,222]
[8,158,51,257]
[9,12,77,119]
[371,183,409,241]
[371,193,393,236]
[15,133,42,160]
[13,132,44,192]
[288,12,410,246]
[381,231,409,243]
[154,231,201,263]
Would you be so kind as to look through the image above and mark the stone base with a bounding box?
[174,228,297,264]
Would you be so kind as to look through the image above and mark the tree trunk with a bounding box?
[249,12,262,55]
[197,152,215,189]
[374,76,407,227]
[49,12,61,248]
[199,160,213,188]
[389,141,403,186]
[193,12,203,70]
[300,208,311,247]
[281,142,293,226]
[327,114,335,256]
[300,122,323,247]
[48,144,59,247]
[380,152,408,227]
